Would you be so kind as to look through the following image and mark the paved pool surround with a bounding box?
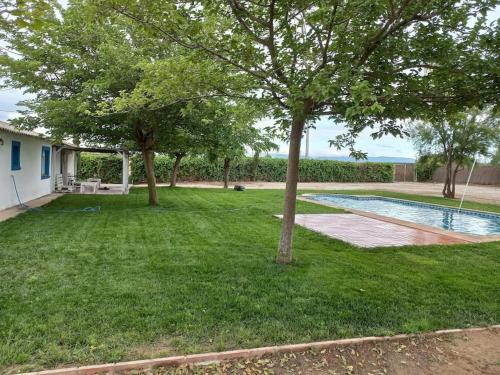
[286,195,500,247]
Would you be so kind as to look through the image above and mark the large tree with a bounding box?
[101,0,499,263]
[0,1,224,205]
[412,108,499,198]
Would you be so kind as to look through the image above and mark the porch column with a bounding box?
[122,151,129,194]
[61,149,68,184]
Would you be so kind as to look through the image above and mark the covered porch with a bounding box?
[54,145,130,195]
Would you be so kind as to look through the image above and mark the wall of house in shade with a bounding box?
[0,129,53,210]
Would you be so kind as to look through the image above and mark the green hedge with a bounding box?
[129,155,394,183]
[78,153,123,183]
[78,153,394,184]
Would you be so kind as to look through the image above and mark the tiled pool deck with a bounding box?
[288,195,500,247]
[287,214,469,248]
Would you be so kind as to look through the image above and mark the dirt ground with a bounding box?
[131,328,500,375]
[162,182,500,206]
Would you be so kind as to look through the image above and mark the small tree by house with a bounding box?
[412,109,499,198]
[166,127,193,188]
[164,107,210,188]
[203,103,277,188]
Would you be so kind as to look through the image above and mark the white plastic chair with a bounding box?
[55,174,74,192]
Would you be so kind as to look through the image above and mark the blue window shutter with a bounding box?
[41,146,51,179]
[11,141,21,171]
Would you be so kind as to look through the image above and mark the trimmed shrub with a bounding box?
[415,154,442,182]
[129,155,394,183]
[78,153,123,183]
[78,153,394,184]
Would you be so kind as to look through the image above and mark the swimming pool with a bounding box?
[305,194,500,236]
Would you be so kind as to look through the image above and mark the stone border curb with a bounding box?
[19,325,500,375]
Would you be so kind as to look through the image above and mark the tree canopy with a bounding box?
[0,0,264,205]
[102,0,499,138]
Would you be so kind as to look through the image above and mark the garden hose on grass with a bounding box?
[28,206,101,213]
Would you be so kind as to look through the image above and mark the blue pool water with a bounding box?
[306,194,500,236]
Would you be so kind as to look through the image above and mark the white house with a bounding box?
[0,121,130,211]
[0,121,79,210]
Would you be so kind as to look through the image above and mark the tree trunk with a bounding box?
[442,166,450,197]
[276,99,313,264]
[251,151,260,181]
[442,152,453,199]
[142,148,158,205]
[451,171,457,199]
[223,158,230,189]
[170,152,184,187]
[134,122,158,206]
[451,164,461,199]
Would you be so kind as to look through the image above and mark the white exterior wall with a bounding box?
[0,130,53,210]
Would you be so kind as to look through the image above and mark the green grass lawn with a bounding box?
[0,188,499,372]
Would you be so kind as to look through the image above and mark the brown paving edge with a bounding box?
[19,325,500,375]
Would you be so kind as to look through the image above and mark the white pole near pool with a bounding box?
[305,127,310,158]
[458,157,477,213]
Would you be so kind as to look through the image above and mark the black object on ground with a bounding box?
[234,185,246,191]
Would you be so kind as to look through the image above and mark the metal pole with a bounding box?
[458,157,477,213]
[305,127,310,158]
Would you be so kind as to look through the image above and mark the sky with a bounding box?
[256,117,416,159]
[0,87,31,122]
[0,82,418,160]
[1,6,498,160]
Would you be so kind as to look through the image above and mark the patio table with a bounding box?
[87,178,101,189]
[80,181,99,194]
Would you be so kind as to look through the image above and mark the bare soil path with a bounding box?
[135,328,500,374]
